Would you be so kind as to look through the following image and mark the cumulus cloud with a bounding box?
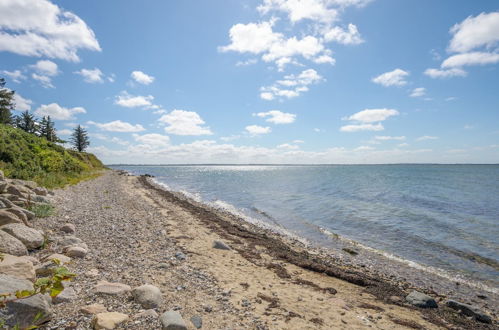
[416,135,438,141]
[375,135,406,141]
[277,143,299,149]
[323,24,364,44]
[372,69,409,87]
[261,68,323,100]
[87,120,145,132]
[1,70,26,83]
[426,11,499,78]
[13,93,33,111]
[159,110,213,136]
[0,0,101,61]
[31,60,58,76]
[31,73,54,88]
[410,87,426,98]
[35,103,86,120]
[131,71,155,85]
[340,123,384,132]
[75,68,104,83]
[246,125,272,135]
[254,110,296,124]
[115,91,154,108]
[257,0,339,23]
[133,133,170,148]
[346,108,399,123]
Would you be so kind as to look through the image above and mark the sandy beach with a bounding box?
[27,170,496,329]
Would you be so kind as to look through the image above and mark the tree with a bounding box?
[0,77,15,125]
[71,125,90,152]
[16,110,37,134]
[39,116,58,142]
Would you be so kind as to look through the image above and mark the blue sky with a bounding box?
[1,0,498,164]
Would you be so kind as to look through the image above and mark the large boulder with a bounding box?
[13,206,35,221]
[160,310,187,330]
[446,300,492,324]
[6,184,31,197]
[0,231,28,256]
[1,223,44,249]
[132,284,163,309]
[0,254,36,281]
[4,208,29,225]
[0,274,34,295]
[0,196,14,208]
[405,290,438,308]
[32,187,48,196]
[0,293,53,329]
[0,209,23,226]
[92,312,129,329]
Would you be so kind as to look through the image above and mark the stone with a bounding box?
[53,285,77,304]
[0,209,23,226]
[3,193,21,202]
[132,284,163,309]
[446,300,492,324]
[33,187,48,196]
[44,253,71,264]
[0,231,28,256]
[0,254,36,281]
[0,169,4,180]
[0,293,53,328]
[6,184,30,197]
[80,303,107,315]
[63,242,89,251]
[212,240,231,250]
[19,255,40,266]
[0,196,14,207]
[160,310,187,330]
[175,252,186,260]
[405,291,438,308]
[9,179,37,190]
[133,309,158,319]
[65,246,88,258]
[190,315,203,329]
[0,274,34,295]
[0,181,7,193]
[60,223,76,234]
[58,235,83,247]
[35,261,59,277]
[92,312,129,329]
[32,195,50,204]
[0,200,5,208]
[93,281,131,295]
[1,223,44,249]
[4,208,29,225]
[14,206,35,220]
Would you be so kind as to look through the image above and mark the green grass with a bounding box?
[28,204,55,218]
[0,124,106,188]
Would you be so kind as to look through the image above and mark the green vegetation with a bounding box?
[0,124,106,188]
[29,204,56,218]
[71,125,90,152]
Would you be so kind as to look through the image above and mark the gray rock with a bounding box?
[57,235,83,247]
[0,293,53,328]
[14,206,35,221]
[175,252,186,260]
[132,284,163,309]
[31,195,51,204]
[35,261,59,276]
[60,223,76,234]
[1,223,44,249]
[0,169,4,180]
[0,200,5,208]
[0,230,28,256]
[0,181,7,193]
[190,315,203,329]
[0,254,36,281]
[446,300,492,324]
[5,184,30,197]
[405,290,438,308]
[65,246,88,258]
[212,240,231,250]
[0,209,23,226]
[0,274,34,295]
[53,285,77,304]
[32,187,48,196]
[4,208,28,225]
[160,310,187,330]
[9,179,37,190]
[0,196,14,208]
[133,309,158,319]
[93,281,131,295]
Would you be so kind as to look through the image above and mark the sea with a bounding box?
[111,164,499,292]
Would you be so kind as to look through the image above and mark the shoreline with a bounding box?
[20,170,495,328]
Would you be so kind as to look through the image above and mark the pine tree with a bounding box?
[39,116,58,142]
[0,77,15,125]
[71,125,90,152]
[16,110,37,134]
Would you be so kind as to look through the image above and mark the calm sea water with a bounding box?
[112,164,499,289]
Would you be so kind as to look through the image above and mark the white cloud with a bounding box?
[441,51,499,68]
[293,139,304,143]
[31,60,58,76]
[35,103,86,120]
[115,91,154,108]
[254,110,296,124]
[416,135,438,141]
[277,143,299,149]
[448,12,499,53]
[424,68,467,78]
[220,135,241,142]
[0,0,100,62]
[261,68,323,100]
[133,133,170,148]
[340,123,384,132]
[13,93,32,111]
[75,68,104,83]
[58,129,72,136]
[323,24,363,44]
[131,71,155,85]
[398,143,409,147]
[372,69,409,87]
[257,0,338,23]
[246,125,272,135]
[346,108,399,123]
[236,59,258,66]
[219,21,282,54]
[87,120,145,132]
[159,110,213,136]
[375,135,406,141]
[354,145,374,151]
[1,70,26,83]
[31,73,54,88]
[410,87,426,98]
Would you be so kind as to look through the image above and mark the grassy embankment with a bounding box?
[0,124,106,188]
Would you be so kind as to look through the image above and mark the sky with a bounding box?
[0,0,498,164]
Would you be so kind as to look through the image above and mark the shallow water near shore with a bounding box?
[111,164,499,291]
